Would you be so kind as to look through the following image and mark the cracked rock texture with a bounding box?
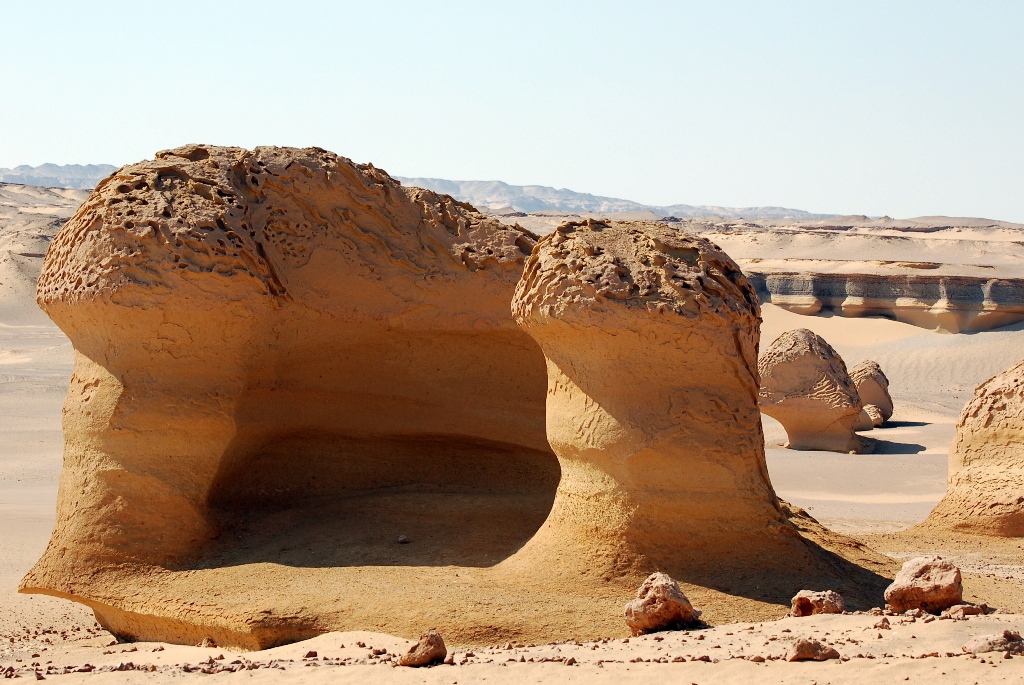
[923,359,1024,536]
[757,329,871,453]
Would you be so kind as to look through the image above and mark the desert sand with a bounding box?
[3,164,1024,682]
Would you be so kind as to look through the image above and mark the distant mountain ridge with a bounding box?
[0,164,117,190]
[396,177,835,220]
[4,165,830,220]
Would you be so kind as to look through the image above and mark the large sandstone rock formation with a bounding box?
[923,359,1024,536]
[511,219,792,571]
[511,219,892,598]
[758,329,871,453]
[850,360,893,424]
[22,145,557,646]
[23,151,897,648]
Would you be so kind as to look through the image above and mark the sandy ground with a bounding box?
[4,615,1024,683]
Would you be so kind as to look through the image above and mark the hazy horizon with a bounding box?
[2,2,1021,221]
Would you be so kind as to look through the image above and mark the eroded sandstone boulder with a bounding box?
[923,359,1024,536]
[790,590,844,617]
[849,360,893,423]
[624,573,700,635]
[786,638,840,661]
[758,329,871,453]
[884,556,963,614]
[399,629,447,667]
[962,630,1024,655]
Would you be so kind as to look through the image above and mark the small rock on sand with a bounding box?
[884,556,963,614]
[399,629,447,667]
[787,638,840,661]
[791,590,845,616]
[962,630,1024,654]
[943,603,987,619]
[624,572,700,635]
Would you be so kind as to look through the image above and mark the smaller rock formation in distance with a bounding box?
[790,590,845,617]
[884,556,963,614]
[399,629,447,667]
[849,360,893,424]
[758,329,872,453]
[624,572,701,635]
[923,358,1024,536]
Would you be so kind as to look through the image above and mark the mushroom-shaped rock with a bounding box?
[849,360,893,423]
[786,638,840,661]
[21,145,557,648]
[790,590,845,617]
[624,572,700,635]
[884,556,963,614]
[962,630,1024,655]
[512,220,849,592]
[399,629,447,667]
[758,329,871,453]
[923,358,1024,536]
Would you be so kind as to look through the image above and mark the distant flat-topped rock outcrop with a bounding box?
[923,359,1024,536]
[758,329,872,453]
[648,216,1024,333]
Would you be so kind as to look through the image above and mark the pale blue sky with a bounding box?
[2,1,1022,220]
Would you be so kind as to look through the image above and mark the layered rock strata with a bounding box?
[923,359,1024,536]
[850,360,893,424]
[758,329,871,453]
[745,271,1024,333]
